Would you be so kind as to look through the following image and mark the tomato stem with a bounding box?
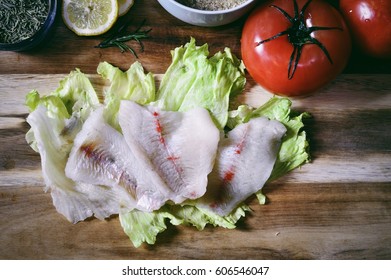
[256,0,343,80]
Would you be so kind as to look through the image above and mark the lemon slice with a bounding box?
[62,0,119,36]
[118,0,135,16]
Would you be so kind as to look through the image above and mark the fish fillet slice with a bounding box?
[26,105,95,223]
[197,117,287,216]
[65,107,169,213]
[118,100,220,204]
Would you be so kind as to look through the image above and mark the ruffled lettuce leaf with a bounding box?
[97,61,155,130]
[153,37,246,130]
[26,68,100,151]
[26,68,100,156]
[120,204,250,247]
[25,92,70,152]
[25,69,102,223]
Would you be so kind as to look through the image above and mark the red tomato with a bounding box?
[339,0,391,58]
[241,0,351,97]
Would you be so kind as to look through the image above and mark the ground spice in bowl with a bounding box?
[176,0,247,11]
[157,0,256,27]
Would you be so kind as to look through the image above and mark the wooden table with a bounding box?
[1,0,390,260]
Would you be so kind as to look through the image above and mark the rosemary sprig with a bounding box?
[95,20,152,57]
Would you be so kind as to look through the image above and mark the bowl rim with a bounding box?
[162,0,256,14]
[0,0,57,51]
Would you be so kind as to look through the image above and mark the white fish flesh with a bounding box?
[196,117,287,216]
[65,107,170,213]
[26,105,99,223]
[118,100,220,204]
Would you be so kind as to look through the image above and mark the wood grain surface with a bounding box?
[0,0,390,260]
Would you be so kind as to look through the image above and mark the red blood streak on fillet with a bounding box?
[151,110,185,184]
[80,143,94,156]
[209,169,236,208]
[80,143,137,197]
[168,155,183,173]
[152,111,165,143]
[224,139,244,181]
[223,169,235,182]
[235,138,245,154]
[80,143,112,164]
[167,156,180,161]
[208,137,245,209]
[155,121,163,133]
[207,169,235,208]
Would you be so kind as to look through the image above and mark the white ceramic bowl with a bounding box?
[157,0,258,27]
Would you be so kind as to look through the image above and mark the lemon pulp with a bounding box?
[62,0,119,36]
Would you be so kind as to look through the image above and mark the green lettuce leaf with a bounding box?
[119,209,178,248]
[120,204,250,247]
[97,61,155,130]
[25,69,101,223]
[52,68,100,119]
[25,91,70,152]
[153,37,246,130]
[25,69,100,152]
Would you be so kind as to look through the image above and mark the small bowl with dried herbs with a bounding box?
[157,0,257,27]
[0,0,57,51]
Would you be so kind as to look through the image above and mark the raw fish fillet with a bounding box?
[65,107,170,213]
[197,117,287,216]
[26,105,99,223]
[118,100,220,204]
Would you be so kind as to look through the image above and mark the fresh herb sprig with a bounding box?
[95,20,152,57]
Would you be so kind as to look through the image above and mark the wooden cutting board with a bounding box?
[0,0,390,260]
[1,73,390,259]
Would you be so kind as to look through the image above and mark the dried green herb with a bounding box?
[95,20,152,57]
[0,0,49,44]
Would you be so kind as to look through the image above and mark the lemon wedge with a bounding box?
[62,0,119,36]
[118,0,135,16]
